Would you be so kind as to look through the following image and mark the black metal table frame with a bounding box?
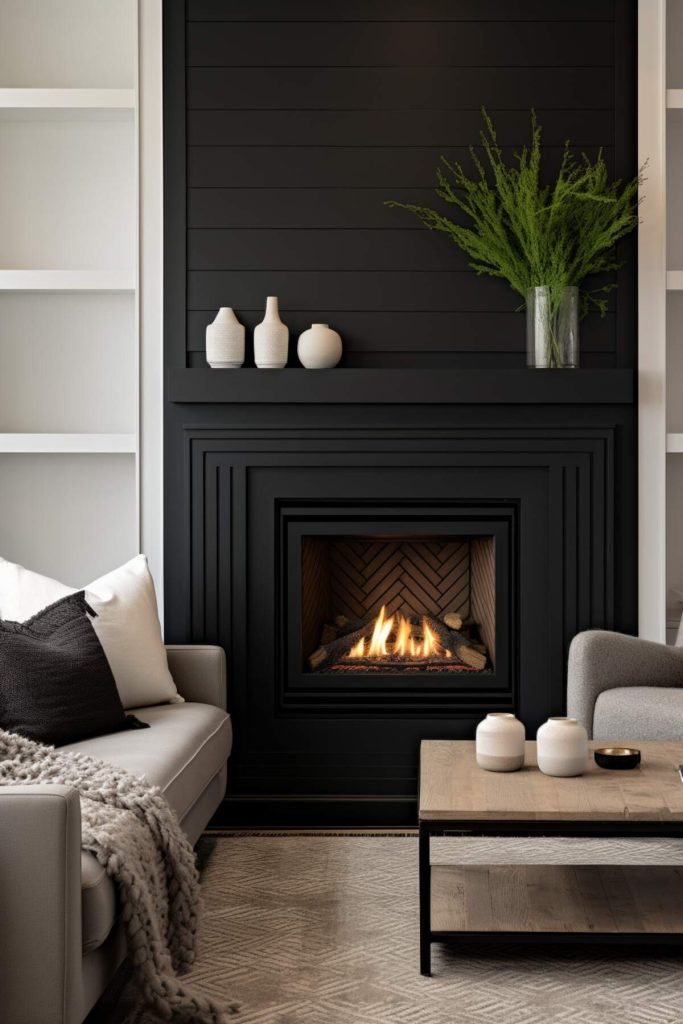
[419,818,683,976]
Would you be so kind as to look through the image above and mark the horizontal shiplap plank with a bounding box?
[189,270,527,311]
[187,348,614,369]
[187,309,616,353]
[187,1,614,22]
[187,67,613,110]
[188,228,471,271]
[188,229,628,279]
[188,145,613,189]
[188,188,438,229]
[187,108,614,148]
[187,22,613,68]
[188,270,617,313]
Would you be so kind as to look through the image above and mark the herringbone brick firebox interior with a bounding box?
[301,534,496,672]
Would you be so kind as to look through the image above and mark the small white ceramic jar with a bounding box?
[475,713,525,772]
[206,307,245,368]
[297,323,342,368]
[536,717,588,777]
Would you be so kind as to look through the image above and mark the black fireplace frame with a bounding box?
[282,508,515,709]
[161,414,635,823]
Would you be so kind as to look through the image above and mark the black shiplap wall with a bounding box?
[180,0,636,370]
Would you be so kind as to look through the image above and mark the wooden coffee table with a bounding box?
[418,739,683,975]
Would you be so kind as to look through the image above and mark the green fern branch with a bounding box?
[385,110,643,319]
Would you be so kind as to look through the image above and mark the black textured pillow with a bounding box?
[0,591,148,746]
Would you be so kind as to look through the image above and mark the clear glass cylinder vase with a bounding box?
[526,285,579,369]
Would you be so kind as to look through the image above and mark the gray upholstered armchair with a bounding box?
[567,630,683,740]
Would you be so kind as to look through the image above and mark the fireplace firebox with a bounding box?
[301,535,496,675]
[283,512,513,710]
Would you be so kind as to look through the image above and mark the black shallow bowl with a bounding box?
[594,747,641,770]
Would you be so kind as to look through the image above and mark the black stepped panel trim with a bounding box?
[168,368,634,405]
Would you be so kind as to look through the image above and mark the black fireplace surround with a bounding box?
[163,392,636,824]
[163,1,637,823]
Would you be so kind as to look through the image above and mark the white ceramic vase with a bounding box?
[206,307,245,368]
[254,296,289,368]
[536,717,588,777]
[297,323,342,368]
[475,712,525,772]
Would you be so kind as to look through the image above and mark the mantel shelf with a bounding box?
[168,368,635,406]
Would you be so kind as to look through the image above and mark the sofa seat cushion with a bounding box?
[65,703,232,954]
[593,686,683,741]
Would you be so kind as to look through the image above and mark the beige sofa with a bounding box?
[0,644,232,1024]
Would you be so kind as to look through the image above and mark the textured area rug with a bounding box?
[119,833,683,1024]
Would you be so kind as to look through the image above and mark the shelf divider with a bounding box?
[0,270,135,292]
[0,88,135,119]
[0,433,136,454]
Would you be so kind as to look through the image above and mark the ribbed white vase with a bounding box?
[536,717,588,777]
[206,307,245,368]
[297,323,342,368]
[475,712,525,772]
[254,296,289,369]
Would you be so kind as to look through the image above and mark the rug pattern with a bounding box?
[123,834,683,1024]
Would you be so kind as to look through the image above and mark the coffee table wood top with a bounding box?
[419,740,683,822]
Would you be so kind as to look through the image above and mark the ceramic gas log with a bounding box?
[308,607,490,674]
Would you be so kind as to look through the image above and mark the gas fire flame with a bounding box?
[347,605,451,661]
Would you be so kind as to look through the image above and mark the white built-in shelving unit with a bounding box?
[0,0,141,586]
[639,0,683,641]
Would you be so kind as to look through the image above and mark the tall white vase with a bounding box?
[254,296,289,368]
[475,712,525,772]
[206,307,245,368]
[536,717,588,777]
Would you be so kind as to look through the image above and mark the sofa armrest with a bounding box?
[0,785,83,1024]
[165,644,227,710]
[567,630,683,738]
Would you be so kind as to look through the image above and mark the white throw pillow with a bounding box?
[0,554,182,709]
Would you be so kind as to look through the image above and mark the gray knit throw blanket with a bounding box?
[0,728,238,1023]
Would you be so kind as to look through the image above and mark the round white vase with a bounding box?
[536,717,588,777]
[254,296,289,368]
[475,713,525,772]
[297,323,342,368]
[206,307,245,368]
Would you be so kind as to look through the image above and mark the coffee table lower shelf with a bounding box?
[422,863,683,975]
